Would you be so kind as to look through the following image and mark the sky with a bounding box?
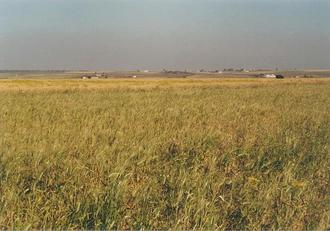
[0,0,329,70]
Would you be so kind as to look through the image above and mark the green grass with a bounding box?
[0,79,329,229]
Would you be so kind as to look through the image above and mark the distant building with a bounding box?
[264,74,276,78]
[81,72,111,79]
[262,74,284,79]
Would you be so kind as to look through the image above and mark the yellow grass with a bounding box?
[0,78,329,229]
[0,78,328,91]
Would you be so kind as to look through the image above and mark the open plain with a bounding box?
[0,78,329,229]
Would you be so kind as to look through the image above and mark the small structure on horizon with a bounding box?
[81,72,111,79]
[262,74,284,79]
[264,74,276,78]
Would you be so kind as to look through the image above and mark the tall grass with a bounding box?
[0,79,329,229]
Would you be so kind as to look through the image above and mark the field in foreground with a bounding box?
[0,78,329,229]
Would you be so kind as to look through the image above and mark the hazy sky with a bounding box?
[1,0,329,70]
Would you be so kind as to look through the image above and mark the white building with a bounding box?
[264,74,276,78]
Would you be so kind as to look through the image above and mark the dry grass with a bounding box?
[0,78,329,91]
[0,78,329,229]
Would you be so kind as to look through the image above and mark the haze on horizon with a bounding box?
[0,0,329,71]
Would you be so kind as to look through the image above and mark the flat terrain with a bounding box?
[0,78,329,229]
[1,69,330,79]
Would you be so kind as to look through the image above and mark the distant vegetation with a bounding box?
[0,70,88,73]
[0,78,329,229]
[1,69,330,79]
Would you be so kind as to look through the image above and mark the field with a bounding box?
[0,78,329,229]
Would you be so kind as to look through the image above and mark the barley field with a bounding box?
[0,78,329,229]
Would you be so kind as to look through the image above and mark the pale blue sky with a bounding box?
[1,0,329,70]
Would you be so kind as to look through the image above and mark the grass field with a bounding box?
[0,78,329,229]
